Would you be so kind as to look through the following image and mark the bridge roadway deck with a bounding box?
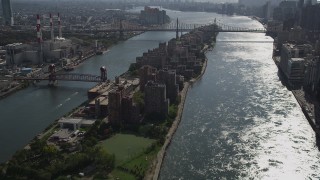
[69,29,266,33]
[13,73,104,83]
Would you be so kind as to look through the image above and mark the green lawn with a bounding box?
[100,134,155,165]
[108,169,136,180]
[108,146,160,180]
[120,145,161,178]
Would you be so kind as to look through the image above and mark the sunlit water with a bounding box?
[0,8,320,179]
[159,11,320,179]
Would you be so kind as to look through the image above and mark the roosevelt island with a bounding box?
[0,5,219,177]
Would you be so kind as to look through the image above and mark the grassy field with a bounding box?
[109,145,161,180]
[100,133,156,165]
[108,169,136,180]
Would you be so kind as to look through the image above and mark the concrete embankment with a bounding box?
[273,57,320,136]
[147,55,209,180]
[292,90,320,136]
[0,84,24,100]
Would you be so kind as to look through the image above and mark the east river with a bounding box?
[1,8,320,179]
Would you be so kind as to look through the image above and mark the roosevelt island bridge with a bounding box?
[13,19,266,84]
[12,65,108,84]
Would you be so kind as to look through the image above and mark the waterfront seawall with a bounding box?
[272,55,320,136]
[148,55,209,180]
[292,90,320,136]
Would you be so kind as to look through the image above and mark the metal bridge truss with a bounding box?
[214,22,266,33]
[14,73,105,83]
[78,20,266,33]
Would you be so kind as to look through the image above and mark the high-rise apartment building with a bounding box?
[1,0,14,26]
[144,81,169,117]
[301,3,320,31]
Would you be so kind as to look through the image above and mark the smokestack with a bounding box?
[50,13,54,41]
[36,14,42,44]
[176,18,179,40]
[58,13,62,38]
[36,14,43,64]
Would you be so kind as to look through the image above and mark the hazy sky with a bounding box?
[12,0,239,2]
[184,0,237,2]
[194,0,237,2]
[10,0,320,3]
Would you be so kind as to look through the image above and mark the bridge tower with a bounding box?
[50,13,54,42]
[119,19,124,40]
[100,66,107,82]
[48,64,57,85]
[176,18,179,40]
[58,13,62,38]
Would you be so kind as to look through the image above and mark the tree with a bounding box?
[11,149,30,163]
[82,136,98,148]
[95,148,115,171]
[63,153,91,173]
[168,104,178,119]
[133,91,145,111]
[30,139,46,153]
[128,63,137,72]
[42,145,58,157]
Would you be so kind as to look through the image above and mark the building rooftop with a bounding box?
[5,43,25,49]
[88,82,112,93]
[89,96,108,106]
[51,129,72,140]
[81,119,96,126]
[6,43,23,47]
[146,81,165,87]
[290,58,305,62]
[100,98,109,106]
[283,43,313,50]
[58,118,82,124]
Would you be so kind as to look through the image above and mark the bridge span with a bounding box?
[12,65,108,84]
[14,73,105,83]
[69,19,266,34]
[8,21,266,84]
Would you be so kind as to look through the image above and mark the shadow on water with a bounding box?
[277,68,320,150]
[314,100,320,150]
[277,68,303,90]
[303,84,320,150]
[277,69,293,91]
[316,133,320,151]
